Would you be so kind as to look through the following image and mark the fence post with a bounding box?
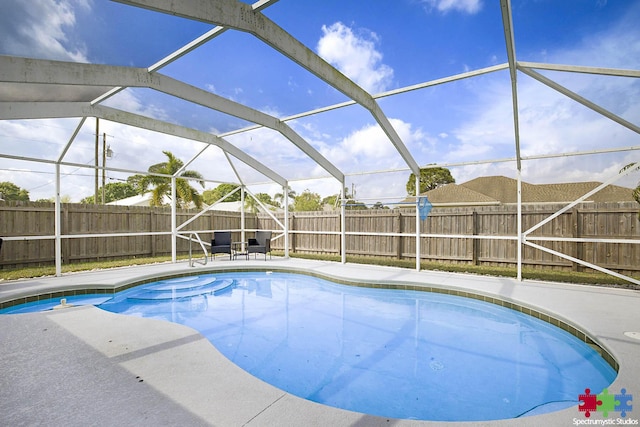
[150,210,156,257]
[395,211,402,259]
[571,207,582,272]
[290,213,296,253]
[63,204,70,264]
[472,210,479,265]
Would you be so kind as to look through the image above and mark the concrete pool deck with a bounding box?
[1,258,639,426]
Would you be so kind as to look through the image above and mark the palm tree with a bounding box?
[274,188,297,209]
[244,192,259,213]
[143,151,205,209]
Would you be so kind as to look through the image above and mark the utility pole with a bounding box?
[94,118,99,205]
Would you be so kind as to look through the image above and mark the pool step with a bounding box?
[127,279,235,301]
[146,276,221,292]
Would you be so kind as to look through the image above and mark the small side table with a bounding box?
[232,241,248,260]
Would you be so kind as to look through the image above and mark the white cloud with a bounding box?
[440,5,640,188]
[421,0,482,14]
[2,0,637,203]
[0,0,90,62]
[317,22,394,93]
[225,127,325,183]
[342,124,398,159]
[258,105,284,118]
[315,119,429,173]
[0,117,103,201]
[103,89,171,122]
[445,72,639,187]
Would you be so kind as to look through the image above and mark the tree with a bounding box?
[274,188,296,209]
[322,194,339,208]
[80,182,138,204]
[254,192,276,205]
[293,189,322,211]
[141,151,205,209]
[126,174,148,194]
[621,163,640,219]
[322,187,366,210]
[406,167,455,196]
[0,182,30,201]
[246,192,277,213]
[37,195,72,203]
[344,199,367,210]
[203,183,241,205]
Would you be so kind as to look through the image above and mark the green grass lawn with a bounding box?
[289,253,640,290]
[0,256,183,281]
[0,252,637,290]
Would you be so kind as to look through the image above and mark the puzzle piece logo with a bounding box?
[579,388,600,418]
[616,388,633,418]
[597,388,618,418]
[578,387,633,418]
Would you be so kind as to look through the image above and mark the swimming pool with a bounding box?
[1,271,616,421]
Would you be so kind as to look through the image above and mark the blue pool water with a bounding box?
[2,271,616,421]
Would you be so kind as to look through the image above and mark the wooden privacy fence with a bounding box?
[257,202,639,276]
[0,202,245,268]
[1,201,638,276]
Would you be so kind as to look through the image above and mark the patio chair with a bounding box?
[248,230,272,260]
[211,231,232,260]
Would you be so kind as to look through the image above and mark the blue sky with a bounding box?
[0,0,638,203]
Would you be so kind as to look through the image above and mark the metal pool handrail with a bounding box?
[186,232,208,267]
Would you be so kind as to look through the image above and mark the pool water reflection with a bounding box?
[97,271,616,421]
[1,271,616,421]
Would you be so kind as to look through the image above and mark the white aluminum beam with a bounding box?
[92,106,288,188]
[92,0,279,105]
[0,101,90,119]
[499,0,522,172]
[0,55,343,182]
[500,0,524,281]
[524,241,640,286]
[518,66,640,134]
[243,186,286,231]
[55,163,62,276]
[148,0,278,72]
[0,101,287,187]
[517,62,640,78]
[524,164,640,236]
[221,63,510,138]
[57,117,86,163]
[375,63,510,99]
[113,0,420,175]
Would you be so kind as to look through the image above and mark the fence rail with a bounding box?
[257,202,639,276]
[0,202,241,267]
[1,201,638,276]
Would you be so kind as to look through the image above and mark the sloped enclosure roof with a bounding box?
[0,0,638,203]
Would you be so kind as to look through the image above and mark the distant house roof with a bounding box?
[107,193,165,207]
[417,176,636,206]
[107,193,202,209]
[108,194,282,213]
[421,183,499,205]
[534,182,636,203]
[459,176,543,203]
[208,200,283,213]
